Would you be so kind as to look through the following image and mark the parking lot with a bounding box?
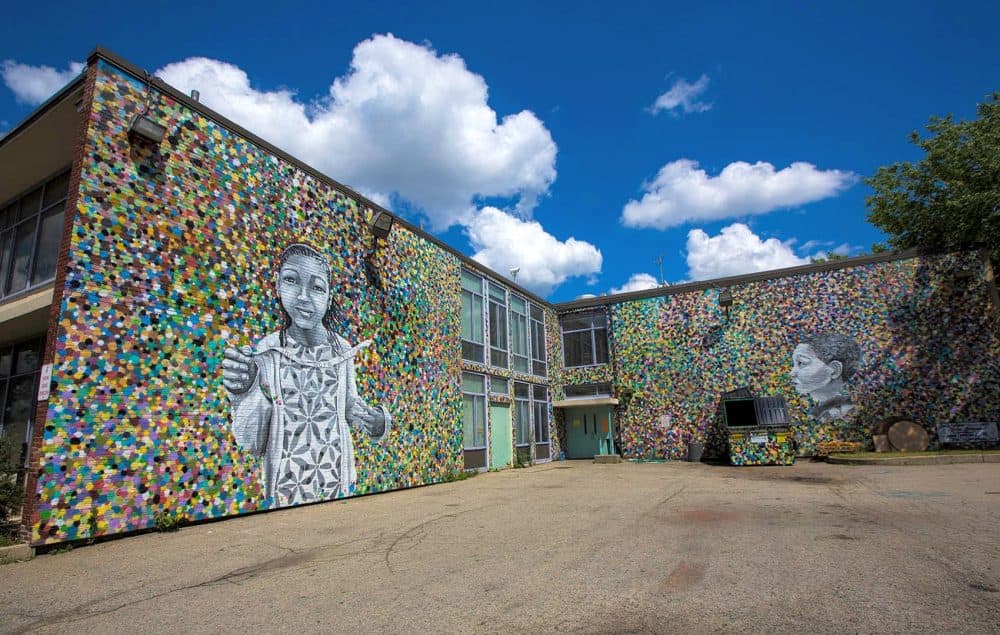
[2,460,998,634]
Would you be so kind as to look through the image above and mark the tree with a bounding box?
[865,92,1000,268]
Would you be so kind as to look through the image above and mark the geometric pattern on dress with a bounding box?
[273,338,344,506]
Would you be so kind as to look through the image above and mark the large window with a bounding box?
[0,337,44,469]
[561,311,609,367]
[533,385,550,445]
[461,270,485,363]
[510,295,529,373]
[462,372,487,449]
[1,170,70,300]
[488,283,508,368]
[530,303,546,376]
[513,381,531,446]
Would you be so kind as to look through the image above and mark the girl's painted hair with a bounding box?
[801,333,862,381]
[277,243,343,346]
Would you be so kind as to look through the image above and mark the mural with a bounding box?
[224,243,391,506]
[608,253,1000,459]
[31,60,463,544]
[790,333,862,424]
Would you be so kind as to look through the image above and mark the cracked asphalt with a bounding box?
[2,461,998,634]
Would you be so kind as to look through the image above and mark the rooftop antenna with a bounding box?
[509,266,520,282]
[654,255,665,286]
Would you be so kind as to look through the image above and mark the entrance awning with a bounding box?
[552,397,619,408]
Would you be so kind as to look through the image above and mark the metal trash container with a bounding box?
[722,395,795,466]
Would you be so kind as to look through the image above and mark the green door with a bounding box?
[565,408,613,458]
[489,403,513,468]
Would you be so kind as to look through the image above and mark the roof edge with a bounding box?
[0,72,85,151]
[86,47,551,307]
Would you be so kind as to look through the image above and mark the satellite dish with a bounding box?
[509,267,520,281]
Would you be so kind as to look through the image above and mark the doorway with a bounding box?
[564,406,615,459]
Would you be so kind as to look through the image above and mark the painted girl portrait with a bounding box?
[222,243,390,506]
[790,333,862,423]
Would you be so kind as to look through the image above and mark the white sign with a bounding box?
[750,434,769,444]
[37,363,52,401]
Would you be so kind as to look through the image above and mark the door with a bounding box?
[489,403,513,469]
[565,408,611,459]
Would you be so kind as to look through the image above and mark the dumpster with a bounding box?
[722,395,795,466]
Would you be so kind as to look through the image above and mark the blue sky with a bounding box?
[2,1,998,301]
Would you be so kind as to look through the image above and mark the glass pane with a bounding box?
[511,315,528,355]
[0,204,13,229]
[594,328,609,364]
[16,187,43,221]
[533,360,546,376]
[530,303,543,321]
[490,348,508,367]
[474,396,486,446]
[462,341,484,363]
[514,382,529,399]
[2,375,35,443]
[0,347,12,376]
[488,283,505,301]
[591,313,607,328]
[565,385,595,398]
[515,401,530,444]
[0,230,12,296]
[564,330,594,367]
[560,314,592,331]
[31,207,64,285]
[489,377,508,394]
[461,292,483,344]
[14,339,42,374]
[463,396,477,449]
[510,295,526,314]
[462,372,484,394]
[533,385,547,401]
[7,220,35,293]
[513,354,529,373]
[43,171,71,208]
[489,301,507,350]
[534,402,549,442]
[531,321,545,360]
[461,269,483,292]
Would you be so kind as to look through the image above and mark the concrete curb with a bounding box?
[827,452,1000,466]
[0,542,34,564]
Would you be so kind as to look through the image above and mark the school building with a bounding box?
[1,48,997,546]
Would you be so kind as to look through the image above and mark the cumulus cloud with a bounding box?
[466,207,602,296]
[1,60,84,104]
[155,34,557,229]
[621,159,856,229]
[609,272,660,295]
[649,74,711,115]
[575,293,597,300]
[685,223,808,281]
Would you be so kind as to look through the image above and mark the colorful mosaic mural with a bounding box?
[608,253,1000,459]
[33,61,463,543]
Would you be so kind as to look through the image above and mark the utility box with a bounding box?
[722,395,795,466]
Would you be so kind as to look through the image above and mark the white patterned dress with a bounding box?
[228,331,391,507]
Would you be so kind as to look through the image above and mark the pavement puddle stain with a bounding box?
[659,561,706,593]
[676,508,738,524]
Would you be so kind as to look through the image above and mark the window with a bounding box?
[461,270,485,363]
[514,382,531,446]
[489,376,509,396]
[0,337,44,469]
[462,373,487,449]
[533,385,550,444]
[529,303,546,376]
[487,283,508,368]
[560,310,609,367]
[510,295,529,373]
[0,170,69,300]
[564,383,613,399]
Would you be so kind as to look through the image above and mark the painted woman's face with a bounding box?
[790,343,839,396]
[278,253,330,333]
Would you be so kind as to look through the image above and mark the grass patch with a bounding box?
[832,448,1000,458]
[0,533,21,547]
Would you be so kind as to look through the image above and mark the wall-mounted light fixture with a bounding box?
[128,71,165,145]
[368,209,394,240]
[128,114,166,144]
[718,288,733,319]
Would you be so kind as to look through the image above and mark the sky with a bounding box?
[2,1,998,302]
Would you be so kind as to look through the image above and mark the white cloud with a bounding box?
[685,223,809,281]
[576,293,597,300]
[621,159,856,229]
[1,60,84,104]
[609,272,660,295]
[155,34,557,230]
[466,207,602,296]
[650,74,711,115]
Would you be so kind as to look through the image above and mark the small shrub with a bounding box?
[153,511,182,532]
[0,439,24,526]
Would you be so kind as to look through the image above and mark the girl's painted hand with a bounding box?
[222,346,258,394]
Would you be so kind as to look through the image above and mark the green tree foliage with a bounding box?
[865,92,999,268]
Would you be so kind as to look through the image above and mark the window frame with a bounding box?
[460,269,486,363]
[462,372,488,450]
[560,310,610,368]
[509,294,530,373]
[487,282,509,368]
[0,168,70,302]
[532,384,550,445]
[529,302,546,377]
[0,335,45,469]
[513,381,531,447]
